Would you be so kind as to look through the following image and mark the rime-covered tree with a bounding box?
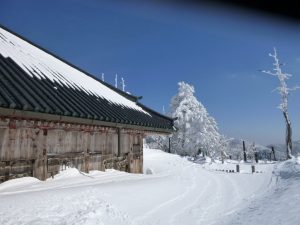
[170,82,221,156]
[144,135,168,151]
[144,106,169,151]
[218,135,229,163]
[262,48,299,159]
[248,142,256,161]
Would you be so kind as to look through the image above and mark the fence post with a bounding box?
[243,141,247,162]
[272,146,277,161]
[251,165,255,173]
[42,148,47,180]
[236,164,240,173]
[254,152,258,163]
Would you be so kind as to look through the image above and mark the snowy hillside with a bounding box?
[268,140,300,159]
[227,138,300,160]
[227,138,271,160]
[0,149,299,225]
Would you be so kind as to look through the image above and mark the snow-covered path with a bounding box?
[0,149,276,225]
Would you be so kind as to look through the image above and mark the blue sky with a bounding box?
[1,0,300,145]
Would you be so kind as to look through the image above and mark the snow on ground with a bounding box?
[223,157,300,225]
[0,148,298,225]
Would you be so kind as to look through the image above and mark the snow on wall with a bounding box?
[0,27,150,115]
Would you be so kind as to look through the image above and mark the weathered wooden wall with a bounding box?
[0,118,144,183]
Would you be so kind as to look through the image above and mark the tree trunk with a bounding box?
[283,111,293,159]
[271,146,277,161]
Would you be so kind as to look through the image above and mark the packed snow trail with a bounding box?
[0,149,276,225]
[223,158,300,225]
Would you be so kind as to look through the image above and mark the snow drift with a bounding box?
[224,157,300,225]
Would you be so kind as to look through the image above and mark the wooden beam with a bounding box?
[118,128,121,157]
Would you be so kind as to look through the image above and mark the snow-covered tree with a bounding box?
[262,48,299,159]
[170,82,221,156]
[218,135,230,163]
[248,142,256,161]
[144,135,168,151]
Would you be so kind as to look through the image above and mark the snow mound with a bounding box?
[0,177,40,192]
[0,148,278,225]
[225,157,300,225]
[0,188,131,225]
[274,157,300,179]
[48,167,81,180]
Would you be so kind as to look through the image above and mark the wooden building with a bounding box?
[0,25,174,183]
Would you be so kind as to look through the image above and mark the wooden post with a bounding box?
[42,148,47,180]
[118,128,121,156]
[168,137,171,153]
[42,128,48,180]
[85,148,90,173]
[4,161,10,181]
[31,159,35,177]
[251,165,255,173]
[236,164,240,173]
[254,152,258,163]
[32,128,47,180]
[243,141,247,162]
[84,131,91,173]
[272,146,277,161]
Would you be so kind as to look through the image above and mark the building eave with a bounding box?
[0,107,173,134]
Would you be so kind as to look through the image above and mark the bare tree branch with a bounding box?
[262,48,299,159]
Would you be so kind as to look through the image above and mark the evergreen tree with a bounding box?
[170,82,221,156]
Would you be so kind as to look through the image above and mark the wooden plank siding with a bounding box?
[0,117,144,182]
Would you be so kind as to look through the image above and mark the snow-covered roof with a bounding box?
[0,27,146,113]
[0,25,173,131]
